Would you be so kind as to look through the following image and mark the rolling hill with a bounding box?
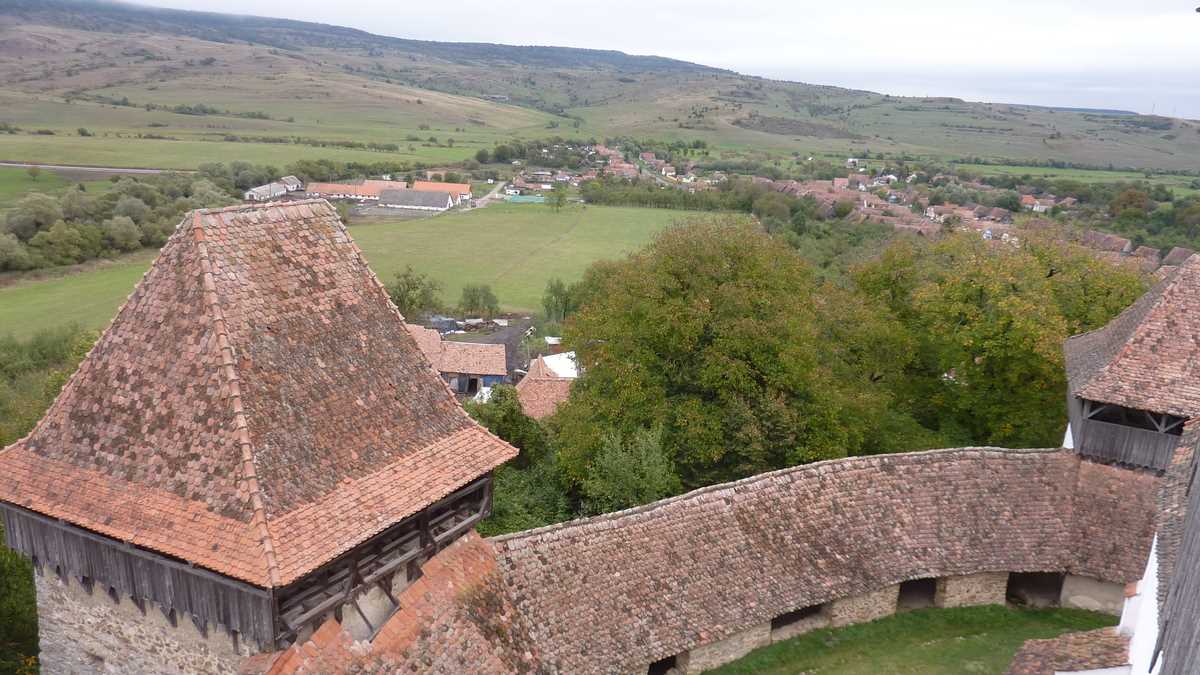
[0,0,1196,171]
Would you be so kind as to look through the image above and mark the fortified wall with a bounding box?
[0,201,1173,674]
[259,446,1158,675]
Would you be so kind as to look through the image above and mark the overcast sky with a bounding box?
[136,0,1200,118]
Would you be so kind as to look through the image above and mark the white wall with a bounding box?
[1123,537,1162,675]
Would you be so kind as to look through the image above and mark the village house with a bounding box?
[515,352,578,420]
[378,189,455,212]
[406,324,508,396]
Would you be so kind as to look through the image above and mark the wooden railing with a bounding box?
[1077,419,1181,471]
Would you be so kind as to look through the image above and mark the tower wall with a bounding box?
[34,571,258,675]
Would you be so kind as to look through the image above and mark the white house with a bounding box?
[244,182,288,202]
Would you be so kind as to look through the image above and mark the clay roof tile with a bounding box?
[0,200,516,587]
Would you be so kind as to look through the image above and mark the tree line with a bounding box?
[470,221,1146,536]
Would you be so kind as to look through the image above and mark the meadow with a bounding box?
[956,162,1200,196]
[352,203,737,311]
[0,203,731,339]
[0,166,114,212]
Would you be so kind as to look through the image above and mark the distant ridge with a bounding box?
[1012,104,1140,116]
[2,0,726,73]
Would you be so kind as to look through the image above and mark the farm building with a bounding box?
[411,181,471,204]
[243,182,288,201]
[244,176,304,202]
[406,324,508,396]
[305,179,407,201]
[378,189,454,212]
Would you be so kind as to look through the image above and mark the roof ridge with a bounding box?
[196,199,328,215]
[334,213,482,424]
[191,210,282,587]
[490,446,1065,544]
[0,236,169,457]
[1100,264,1184,383]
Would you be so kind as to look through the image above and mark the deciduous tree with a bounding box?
[553,220,906,489]
[386,266,442,320]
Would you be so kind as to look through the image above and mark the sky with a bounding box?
[136,0,1200,118]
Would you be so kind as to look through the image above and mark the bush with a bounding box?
[582,427,681,515]
[4,194,62,241]
[0,234,34,272]
[113,195,150,224]
[101,216,142,252]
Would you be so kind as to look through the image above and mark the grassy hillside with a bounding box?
[0,203,723,339]
[0,0,1196,171]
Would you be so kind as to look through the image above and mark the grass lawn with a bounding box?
[0,251,158,340]
[0,166,113,212]
[0,203,732,339]
[349,203,734,312]
[708,605,1115,675]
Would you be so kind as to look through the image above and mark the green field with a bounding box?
[0,203,726,339]
[710,605,1115,675]
[0,251,157,339]
[957,163,1200,196]
[0,166,114,211]
[352,203,734,312]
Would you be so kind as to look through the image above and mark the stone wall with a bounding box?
[935,572,1009,608]
[829,585,899,628]
[490,448,1158,674]
[35,570,254,675]
[1060,574,1126,615]
[769,606,830,643]
[681,622,770,674]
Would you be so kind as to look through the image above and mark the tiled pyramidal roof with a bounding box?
[0,200,516,588]
[1064,255,1200,418]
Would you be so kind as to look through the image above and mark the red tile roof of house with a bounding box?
[405,325,507,377]
[0,201,516,587]
[412,181,471,197]
[1065,256,1200,417]
[516,374,573,419]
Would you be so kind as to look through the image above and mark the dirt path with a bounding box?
[0,161,189,175]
